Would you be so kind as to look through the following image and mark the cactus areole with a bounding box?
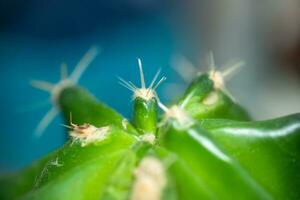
[1,49,300,200]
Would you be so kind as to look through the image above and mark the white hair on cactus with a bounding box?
[30,47,99,136]
[140,133,156,144]
[171,54,198,82]
[118,58,166,101]
[64,120,110,147]
[202,91,219,105]
[171,51,244,101]
[49,157,63,167]
[209,70,225,90]
[158,102,194,130]
[121,118,130,130]
[207,52,244,91]
[131,157,166,200]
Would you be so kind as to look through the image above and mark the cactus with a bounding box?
[1,49,300,200]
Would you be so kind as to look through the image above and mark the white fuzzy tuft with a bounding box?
[69,124,110,147]
[209,70,225,89]
[202,91,219,105]
[122,119,130,130]
[134,88,157,101]
[140,133,156,144]
[118,59,166,101]
[159,103,194,130]
[171,52,244,92]
[131,157,166,200]
[49,157,63,167]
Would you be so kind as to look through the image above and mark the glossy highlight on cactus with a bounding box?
[1,49,300,200]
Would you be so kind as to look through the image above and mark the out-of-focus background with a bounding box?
[0,0,299,171]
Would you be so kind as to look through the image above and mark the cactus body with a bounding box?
[1,53,300,200]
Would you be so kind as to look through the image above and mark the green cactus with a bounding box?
[1,49,300,200]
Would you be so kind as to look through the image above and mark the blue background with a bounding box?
[0,0,183,171]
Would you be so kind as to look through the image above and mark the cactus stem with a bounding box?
[131,157,166,200]
[31,47,99,136]
[119,59,165,134]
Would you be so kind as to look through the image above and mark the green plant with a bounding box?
[1,49,299,200]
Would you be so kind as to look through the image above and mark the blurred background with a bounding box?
[0,0,299,171]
